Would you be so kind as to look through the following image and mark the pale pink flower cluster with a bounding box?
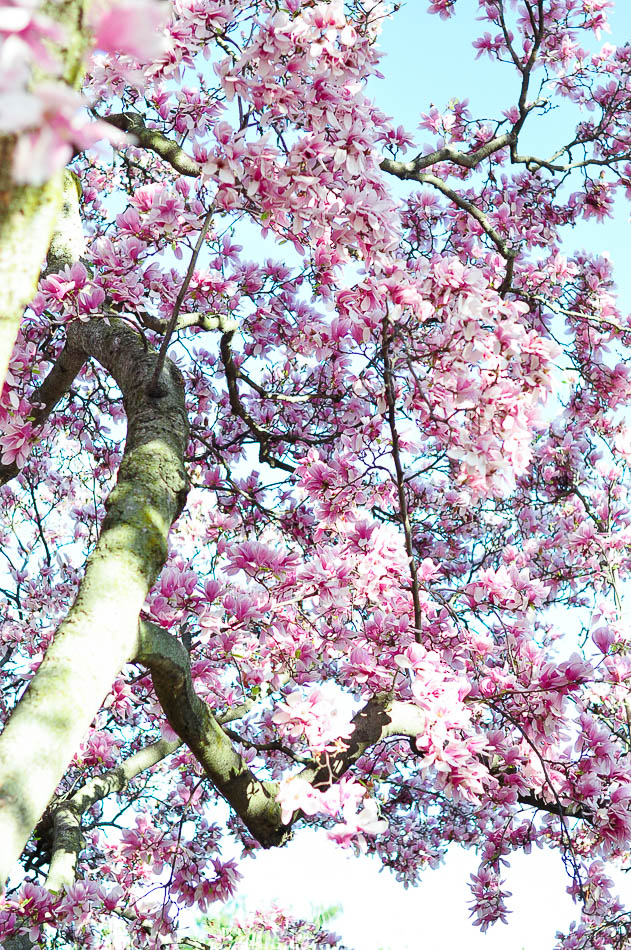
[209,904,345,949]
[0,0,167,184]
[396,643,490,802]
[0,880,125,946]
[31,261,106,322]
[276,774,387,849]
[469,863,512,932]
[0,413,33,468]
[0,361,36,468]
[272,682,354,755]
[465,565,551,613]
[144,559,199,628]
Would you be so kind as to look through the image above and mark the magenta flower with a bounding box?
[0,416,33,468]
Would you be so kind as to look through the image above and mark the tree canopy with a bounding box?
[1,0,631,947]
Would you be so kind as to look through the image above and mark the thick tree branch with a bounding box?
[1,934,36,950]
[379,159,517,295]
[379,162,518,264]
[516,791,587,820]
[0,0,90,396]
[100,112,528,285]
[102,112,523,299]
[301,697,590,823]
[103,114,202,178]
[135,620,289,848]
[139,309,226,335]
[0,319,189,890]
[1,158,86,486]
[44,696,270,892]
[45,736,181,892]
[0,145,65,398]
[40,171,85,279]
[132,633,423,843]
[380,133,514,175]
[134,625,593,852]
[300,694,426,790]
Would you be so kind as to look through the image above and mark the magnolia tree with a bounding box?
[1,0,631,946]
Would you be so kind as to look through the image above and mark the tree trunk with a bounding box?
[0,319,189,889]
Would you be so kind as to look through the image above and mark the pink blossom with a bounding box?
[0,416,33,467]
[276,777,323,825]
[90,0,169,60]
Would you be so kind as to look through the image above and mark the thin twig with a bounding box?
[147,208,214,396]
[381,316,423,642]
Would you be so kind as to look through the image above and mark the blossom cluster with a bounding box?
[0,0,168,184]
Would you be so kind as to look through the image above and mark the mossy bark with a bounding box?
[0,319,189,890]
[136,622,288,848]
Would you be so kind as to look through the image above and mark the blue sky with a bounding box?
[227,4,631,949]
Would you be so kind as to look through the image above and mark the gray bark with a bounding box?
[0,145,65,396]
